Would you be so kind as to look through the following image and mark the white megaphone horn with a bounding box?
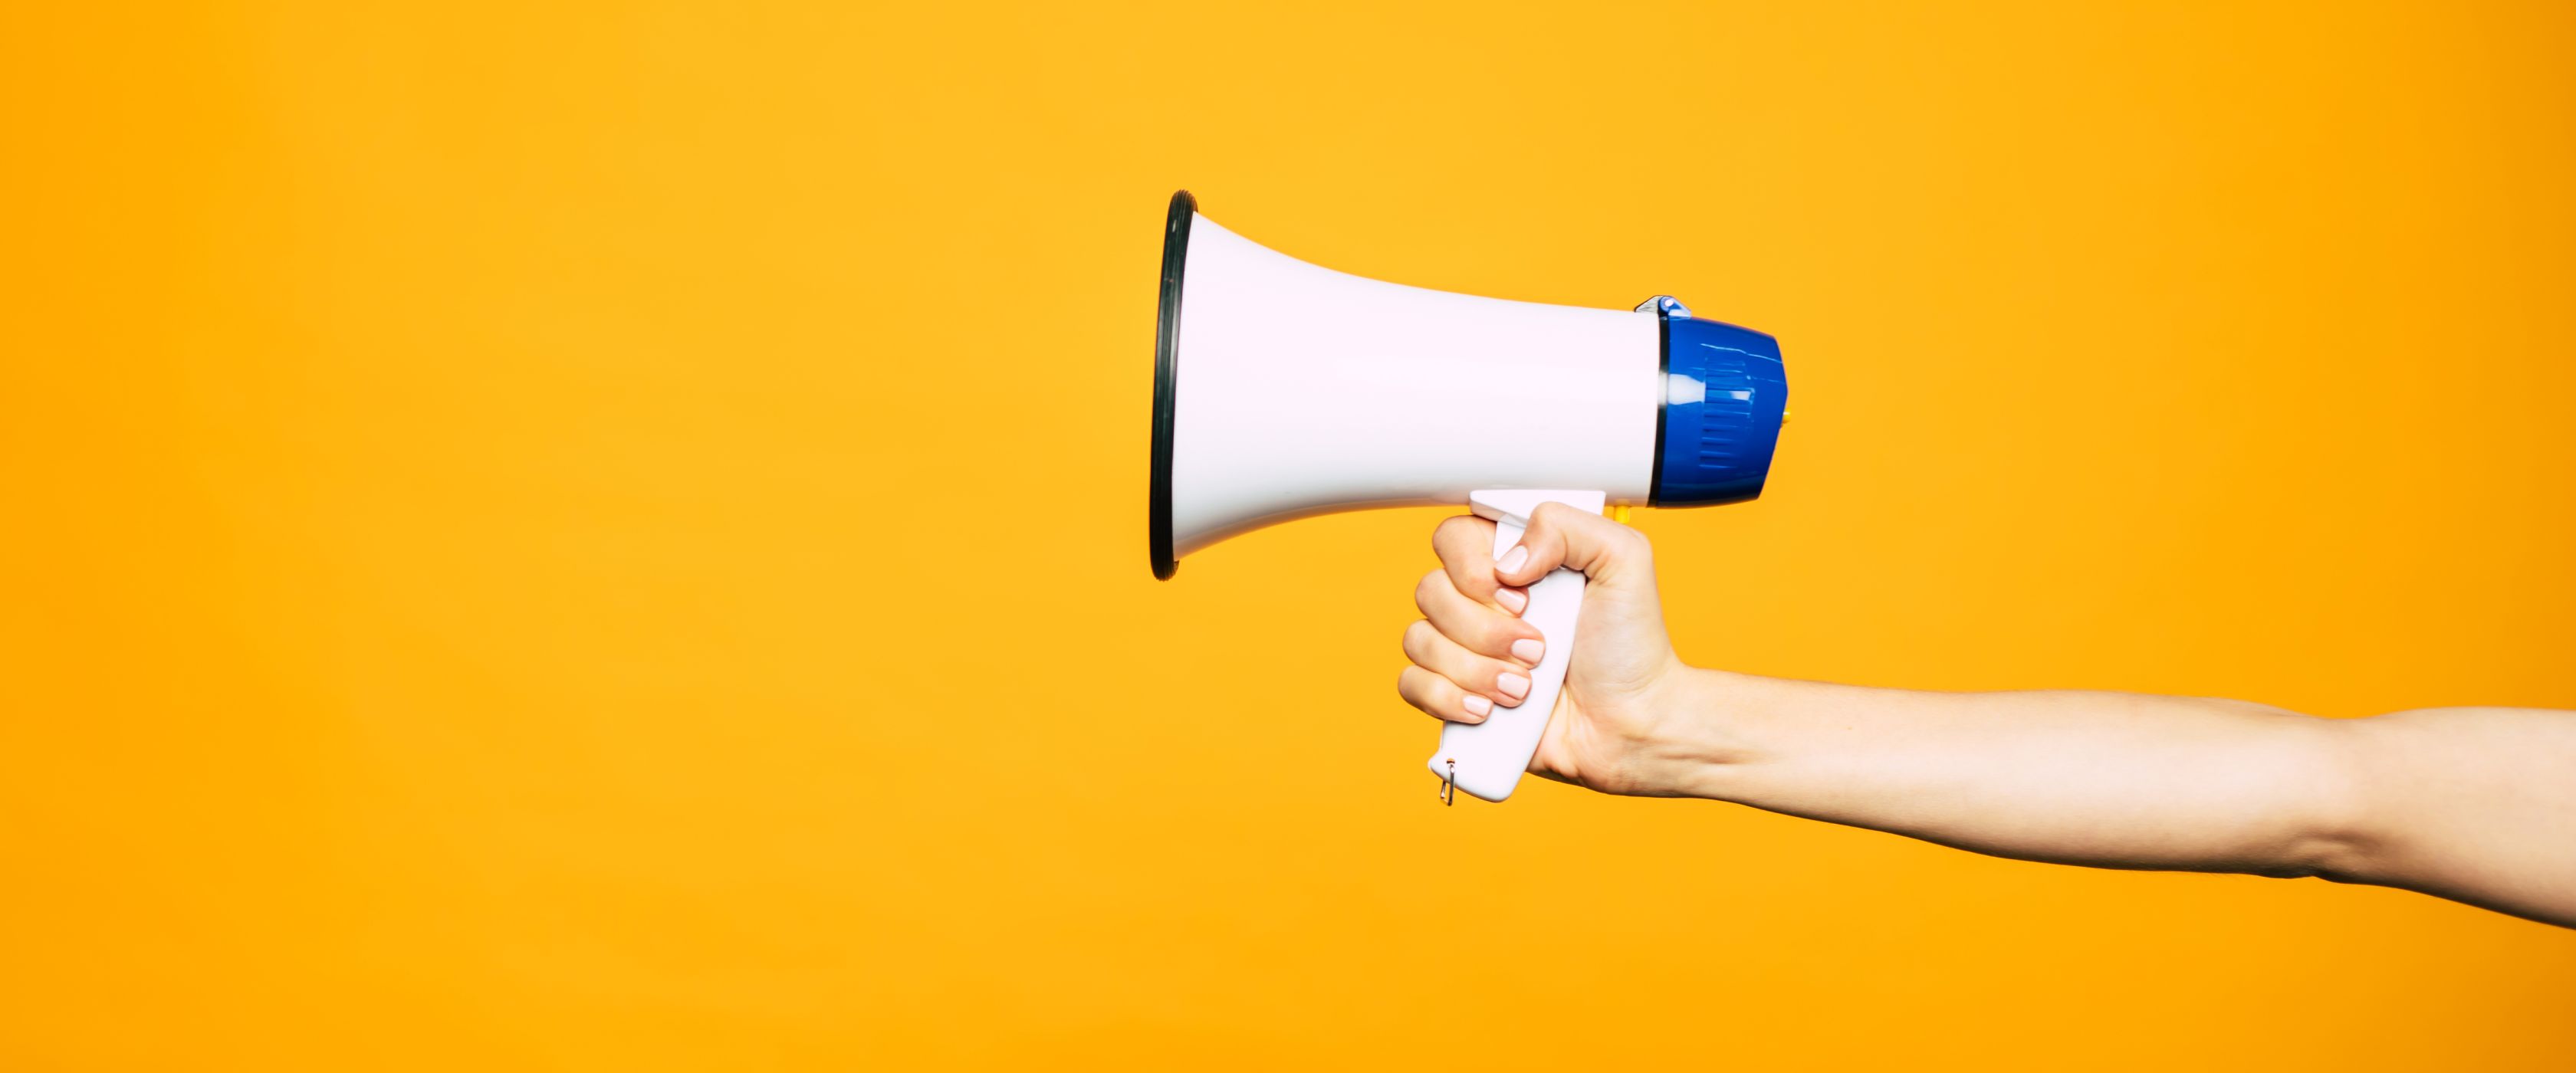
[1148,191,1788,803]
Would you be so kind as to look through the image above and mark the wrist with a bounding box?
[1622,665,1769,799]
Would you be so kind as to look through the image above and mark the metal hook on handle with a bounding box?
[1441,759,1455,806]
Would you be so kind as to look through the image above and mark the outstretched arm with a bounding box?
[1651,674,2576,927]
[1395,504,2576,928]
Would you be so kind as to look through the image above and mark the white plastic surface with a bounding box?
[1168,215,1661,559]
[1428,490,1605,802]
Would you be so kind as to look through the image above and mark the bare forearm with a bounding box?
[2331,707,2576,926]
[1641,670,2358,875]
[1636,670,2576,925]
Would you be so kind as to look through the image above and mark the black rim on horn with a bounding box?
[1149,190,1194,580]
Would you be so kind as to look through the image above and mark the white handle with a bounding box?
[1427,490,1605,802]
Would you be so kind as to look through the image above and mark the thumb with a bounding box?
[1493,501,1651,589]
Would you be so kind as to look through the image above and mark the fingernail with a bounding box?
[1494,587,1528,615]
[1510,638,1544,664]
[1496,545,1530,575]
[1497,671,1530,701]
[1461,694,1492,720]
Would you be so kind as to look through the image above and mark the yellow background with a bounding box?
[6,1,2574,1068]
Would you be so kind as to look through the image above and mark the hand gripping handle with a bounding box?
[1427,490,1605,802]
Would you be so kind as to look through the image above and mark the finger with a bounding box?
[1493,501,1651,588]
[1398,664,1493,724]
[1403,619,1534,707]
[1431,514,1527,613]
[1413,567,1543,664]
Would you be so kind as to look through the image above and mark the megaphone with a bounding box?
[1149,190,1787,802]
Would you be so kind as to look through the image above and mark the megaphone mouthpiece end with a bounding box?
[1649,317,1789,507]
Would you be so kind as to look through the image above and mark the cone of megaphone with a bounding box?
[1148,190,1788,802]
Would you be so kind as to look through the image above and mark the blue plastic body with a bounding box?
[1652,310,1787,507]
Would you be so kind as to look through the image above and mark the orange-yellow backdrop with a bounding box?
[5,2,2574,1068]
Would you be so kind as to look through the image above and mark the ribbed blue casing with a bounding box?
[1653,313,1787,506]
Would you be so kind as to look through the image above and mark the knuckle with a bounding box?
[1401,619,1433,660]
[1449,559,1494,595]
[1433,514,1475,547]
[1447,612,1496,653]
[1413,569,1444,609]
[1399,668,1451,715]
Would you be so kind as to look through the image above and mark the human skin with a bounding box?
[1395,504,2576,928]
